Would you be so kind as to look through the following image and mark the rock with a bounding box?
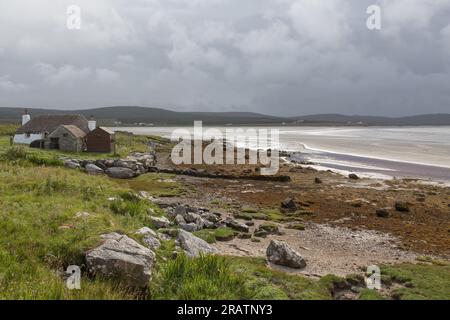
[224,218,250,233]
[94,160,108,171]
[64,160,80,169]
[177,230,218,257]
[106,167,136,179]
[201,219,215,229]
[258,223,280,235]
[85,233,155,289]
[136,227,158,238]
[179,223,200,232]
[150,216,170,229]
[135,227,161,250]
[395,201,410,213]
[281,198,297,213]
[184,212,201,224]
[175,205,187,217]
[202,212,220,223]
[85,164,104,175]
[253,229,268,238]
[376,208,390,218]
[175,214,186,225]
[348,173,359,180]
[75,211,90,218]
[314,177,323,184]
[237,233,252,239]
[266,240,306,269]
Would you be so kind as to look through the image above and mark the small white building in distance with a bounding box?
[13,110,93,145]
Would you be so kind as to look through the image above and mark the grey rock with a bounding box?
[175,205,187,217]
[85,233,155,289]
[64,160,80,169]
[266,240,306,269]
[135,227,158,239]
[175,214,186,225]
[184,212,201,224]
[177,230,218,257]
[179,223,200,232]
[135,227,161,250]
[150,216,170,229]
[224,218,250,233]
[106,167,136,179]
[202,212,220,223]
[85,164,104,175]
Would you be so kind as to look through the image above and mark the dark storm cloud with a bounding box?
[0,0,449,116]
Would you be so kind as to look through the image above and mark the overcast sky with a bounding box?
[1,0,450,116]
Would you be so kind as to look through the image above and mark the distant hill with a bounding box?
[0,106,449,126]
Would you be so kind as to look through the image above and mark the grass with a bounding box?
[126,173,185,197]
[0,161,157,299]
[193,228,236,243]
[381,263,450,300]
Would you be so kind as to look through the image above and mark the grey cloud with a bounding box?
[0,0,449,116]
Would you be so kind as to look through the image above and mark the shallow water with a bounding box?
[109,126,450,183]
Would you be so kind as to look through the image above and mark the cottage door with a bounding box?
[49,137,60,149]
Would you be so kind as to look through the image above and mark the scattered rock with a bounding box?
[184,212,201,224]
[253,229,268,238]
[224,218,250,233]
[135,227,161,250]
[266,239,306,269]
[106,167,136,179]
[177,230,218,257]
[314,177,323,184]
[395,201,410,213]
[237,233,252,239]
[64,160,80,169]
[281,198,297,213]
[258,223,280,235]
[376,208,390,218]
[150,216,171,229]
[85,164,104,175]
[349,173,359,180]
[85,233,155,289]
[175,205,187,217]
[175,214,186,225]
[179,223,200,232]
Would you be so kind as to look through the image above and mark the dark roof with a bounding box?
[60,125,87,138]
[16,115,89,134]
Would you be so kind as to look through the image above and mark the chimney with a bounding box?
[22,109,31,125]
[88,115,96,131]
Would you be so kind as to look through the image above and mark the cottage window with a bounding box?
[25,133,31,138]
[63,133,68,137]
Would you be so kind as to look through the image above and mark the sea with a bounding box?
[108,126,450,184]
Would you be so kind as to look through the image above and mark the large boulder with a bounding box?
[85,164,104,175]
[106,167,136,179]
[85,233,155,289]
[266,240,306,269]
[177,230,218,257]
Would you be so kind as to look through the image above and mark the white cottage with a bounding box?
[13,111,94,146]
